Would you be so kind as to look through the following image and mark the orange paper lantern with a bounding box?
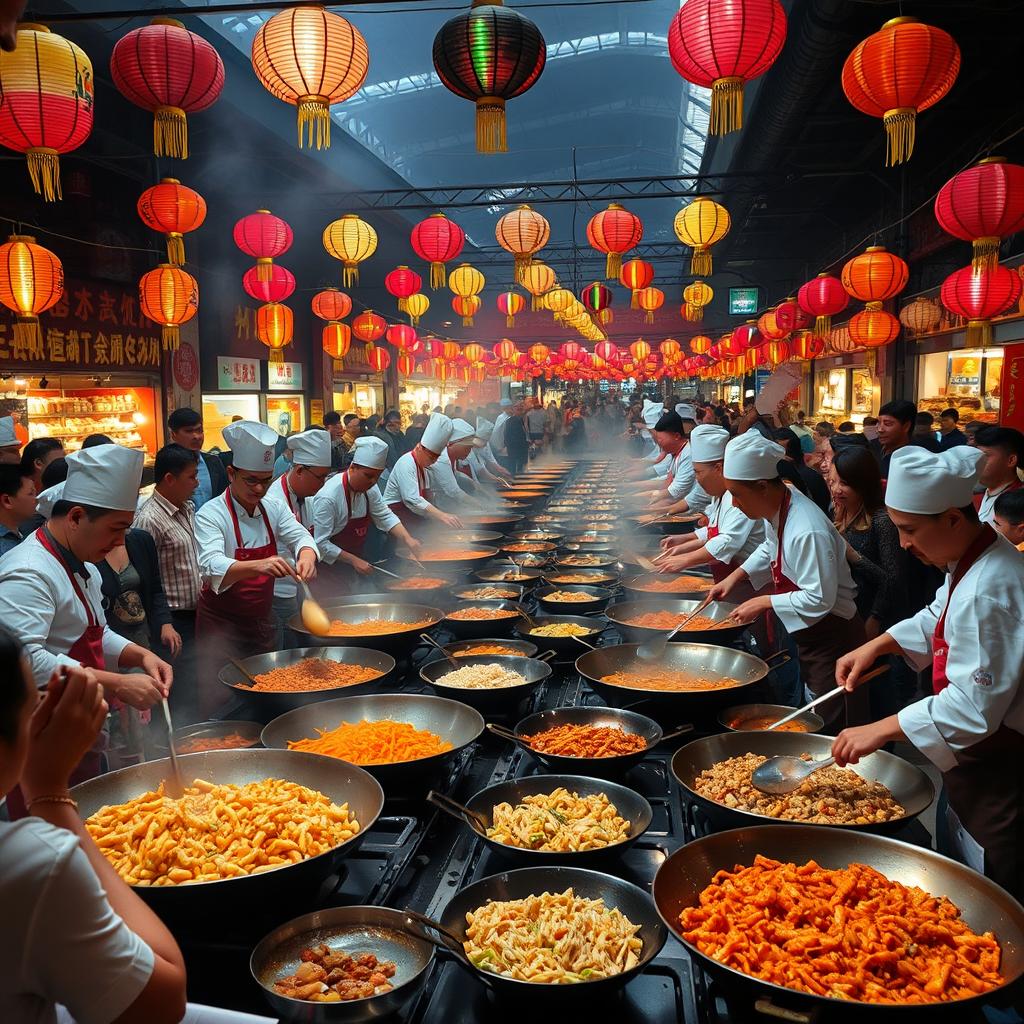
[495,205,550,281]
[137,178,206,266]
[0,234,64,350]
[352,310,386,342]
[451,294,481,327]
[841,246,909,302]
[322,322,351,359]
[139,263,198,350]
[254,302,293,357]
[311,287,352,322]
[848,305,901,349]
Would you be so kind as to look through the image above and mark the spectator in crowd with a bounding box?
[993,488,1024,550]
[974,425,1024,524]
[861,415,879,442]
[0,416,20,464]
[837,421,856,434]
[168,408,227,510]
[914,411,941,448]
[19,437,63,492]
[20,455,67,537]
[525,400,547,449]
[82,433,115,448]
[963,419,986,446]
[775,428,831,514]
[503,402,530,473]
[373,409,407,470]
[405,412,428,449]
[545,401,562,447]
[806,420,835,474]
[872,399,933,476]
[0,465,36,558]
[938,407,969,449]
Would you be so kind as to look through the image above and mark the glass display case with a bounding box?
[917,348,1003,424]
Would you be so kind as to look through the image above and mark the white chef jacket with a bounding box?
[977,481,1021,525]
[0,530,131,686]
[261,473,317,599]
[195,489,318,595]
[740,486,858,633]
[694,491,765,566]
[478,444,504,477]
[382,451,434,517]
[663,445,712,512]
[890,534,1024,772]
[467,449,491,481]
[311,474,399,564]
[428,452,483,511]
[491,412,510,456]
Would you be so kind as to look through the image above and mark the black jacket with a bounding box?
[98,528,173,650]
[202,450,229,496]
[373,426,408,470]
[504,414,529,458]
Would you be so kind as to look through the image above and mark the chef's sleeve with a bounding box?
[194,504,237,594]
[705,503,755,565]
[271,501,319,562]
[368,486,401,533]
[740,536,773,591]
[395,458,433,515]
[310,491,344,565]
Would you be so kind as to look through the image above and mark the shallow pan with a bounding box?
[251,905,435,1023]
[289,603,444,652]
[533,583,615,615]
[489,704,693,775]
[444,529,504,545]
[671,730,935,834]
[261,693,485,796]
[619,571,714,598]
[514,613,608,656]
[718,701,825,734]
[458,513,525,533]
[561,538,615,552]
[472,563,544,588]
[153,719,262,757]
[396,546,498,569]
[419,653,552,715]
[507,528,565,545]
[542,567,620,588]
[384,574,458,602]
[605,597,747,645]
[427,774,653,865]
[552,552,618,571]
[450,582,526,603]
[440,637,539,659]
[442,599,528,639]
[499,540,557,557]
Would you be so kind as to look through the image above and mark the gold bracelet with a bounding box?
[27,794,78,811]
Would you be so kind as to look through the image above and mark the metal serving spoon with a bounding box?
[636,595,713,660]
[752,754,836,795]
[159,699,185,799]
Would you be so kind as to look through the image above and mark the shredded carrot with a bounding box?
[287,718,453,765]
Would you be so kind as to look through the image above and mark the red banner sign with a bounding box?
[1000,343,1024,430]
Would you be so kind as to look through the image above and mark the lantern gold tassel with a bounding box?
[630,289,639,309]
[297,96,331,150]
[883,107,916,166]
[13,318,43,354]
[972,237,1001,274]
[166,232,185,267]
[514,254,531,282]
[409,311,420,326]
[689,248,712,277]
[343,263,360,287]
[25,148,61,202]
[814,314,832,336]
[430,261,445,289]
[161,325,180,351]
[398,297,408,313]
[154,106,188,159]
[269,348,284,364]
[710,76,744,135]
[605,252,622,279]
[476,97,507,154]
[333,358,344,373]
[966,319,992,348]
[644,310,655,325]
[506,313,515,328]
[685,304,703,323]
[462,313,475,327]
[256,257,273,282]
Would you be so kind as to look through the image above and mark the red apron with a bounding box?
[452,451,472,479]
[333,472,371,557]
[196,491,278,698]
[388,457,432,538]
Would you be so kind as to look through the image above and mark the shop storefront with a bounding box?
[917,348,1003,425]
[812,360,876,426]
[331,347,384,419]
[266,360,306,435]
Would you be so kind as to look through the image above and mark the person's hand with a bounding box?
[835,645,880,691]
[405,537,423,553]
[708,579,734,602]
[844,542,862,565]
[140,651,173,694]
[350,556,374,576]
[656,555,688,574]
[441,513,463,529]
[296,548,318,581]
[110,672,166,710]
[160,624,182,658]
[695,513,709,528]
[832,722,891,767]
[258,555,296,579]
[22,667,108,799]
[660,535,686,550]
[729,595,772,623]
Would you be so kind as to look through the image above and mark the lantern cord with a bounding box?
[475,98,507,155]
[710,78,744,136]
[26,149,61,202]
[883,108,916,166]
[154,107,188,160]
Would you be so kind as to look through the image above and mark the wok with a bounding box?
[442,599,528,639]
[384,574,457,602]
[450,581,526,602]
[440,637,539,659]
[653,825,1024,1020]
[619,571,713,598]
[718,701,825,734]
[499,539,557,557]
[426,774,653,865]
[218,646,397,717]
[444,529,504,545]
[458,512,525,532]
[534,583,615,615]
[508,528,565,544]
[552,552,618,570]
[396,545,498,568]
[542,567,620,587]
[289,602,443,652]
[472,563,544,588]
[514,613,608,657]
[671,731,935,833]
[605,597,748,645]
[488,705,693,775]
[576,642,780,714]
[251,905,435,1023]
[561,538,614,552]
[72,749,384,912]
[260,693,485,796]
[153,719,262,757]
[419,653,552,715]
[406,866,667,1001]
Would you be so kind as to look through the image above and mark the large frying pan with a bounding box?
[671,731,935,833]
[576,642,782,715]
[605,597,747,646]
[426,773,653,865]
[619,572,714,598]
[289,602,443,652]
[419,653,553,716]
[395,545,499,569]
[653,825,1024,1020]
[406,865,667,1002]
[260,693,485,796]
[72,749,384,913]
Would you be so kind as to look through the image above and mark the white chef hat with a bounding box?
[63,444,144,512]
[723,431,785,481]
[690,424,730,463]
[675,403,697,421]
[223,420,279,472]
[286,428,332,469]
[641,400,663,429]
[420,413,454,455]
[886,445,985,514]
[351,435,389,470]
[476,417,495,441]
[35,481,65,520]
[449,418,483,447]
[0,416,18,448]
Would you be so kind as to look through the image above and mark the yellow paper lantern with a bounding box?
[673,198,731,276]
[405,292,430,326]
[448,262,485,298]
[495,204,550,281]
[521,260,557,309]
[323,214,378,286]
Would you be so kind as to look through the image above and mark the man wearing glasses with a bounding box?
[195,421,319,714]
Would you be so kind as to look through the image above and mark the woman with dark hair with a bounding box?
[0,628,187,1022]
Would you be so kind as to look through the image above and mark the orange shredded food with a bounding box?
[730,715,809,732]
[524,724,647,758]
[287,718,453,764]
[601,669,740,692]
[326,618,432,636]
[251,659,381,691]
[503,542,551,552]
[624,611,731,630]
[447,607,519,620]
[418,549,489,561]
[453,644,520,657]
[177,733,256,753]
[679,856,1003,1005]
[631,575,713,593]
[390,577,448,589]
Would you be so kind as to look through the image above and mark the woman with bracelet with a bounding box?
[0,628,187,1023]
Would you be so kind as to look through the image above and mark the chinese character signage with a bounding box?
[729,287,760,316]
[1000,344,1024,431]
[217,356,260,391]
[267,360,302,391]
[0,278,163,371]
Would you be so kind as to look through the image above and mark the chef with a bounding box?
[312,435,422,579]
[832,446,1024,900]
[261,428,332,647]
[709,431,866,729]
[633,409,710,513]
[0,415,20,464]
[0,444,173,806]
[195,421,318,704]
[429,419,486,511]
[382,412,462,533]
[470,419,513,485]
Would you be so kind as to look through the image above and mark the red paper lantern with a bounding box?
[934,157,1024,273]
[352,310,387,342]
[0,234,64,349]
[386,323,418,351]
[848,305,901,349]
[774,298,810,334]
[841,17,960,166]
[397,353,416,376]
[791,330,826,360]
[560,341,584,362]
[940,264,1022,347]
[311,287,352,322]
[464,343,485,363]
[797,273,849,336]
[496,290,525,327]
[636,286,664,325]
[729,323,761,354]
[139,263,198,350]
[111,18,224,158]
[619,258,654,308]
[137,179,206,266]
[451,294,481,327]
[841,246,909,302]
[587,204,643,279]
[630,340,651,362]
[494,339,518,361]
[581,281,613,316]
[367,346,391,373]
[243,263,295,304]
[595,341,619,362]
[233,210,293,282]
[424,338,445,359]
[322,322,351,359]
[668,0,787,135]
[255,302,293,354]
[384,266,422,313]
[410,213,465,289]
[764,339,791,365]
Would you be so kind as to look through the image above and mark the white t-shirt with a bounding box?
[0,818,154,1024]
